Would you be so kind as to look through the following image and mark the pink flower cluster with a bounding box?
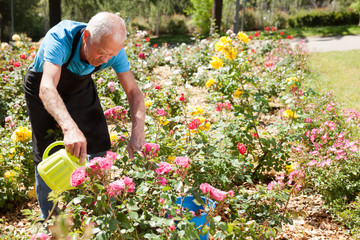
[155,108,167,116]
[215,101,232,112]
[199,183,234,201]
[104,106,128,121]
[188,119,201,130]
[70,154,117,187]
[31,233,50,240]
[175,157,189,169]
[108,176,135,196]
[142,143,160,158]
[156,162,172,175]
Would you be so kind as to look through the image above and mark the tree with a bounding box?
[0,0,44,41]
[350,0,360,26]
[49,0,61,28]
[211,0,223,33]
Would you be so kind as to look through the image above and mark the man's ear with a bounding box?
[83,29,90,40]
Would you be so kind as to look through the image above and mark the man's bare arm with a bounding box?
[39,61,87,163]
[116,71,146,159]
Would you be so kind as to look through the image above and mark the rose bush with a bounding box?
[1,27,360,239]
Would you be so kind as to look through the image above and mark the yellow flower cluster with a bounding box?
[197,117,211,131]
[210,56,223,69]
[214,36,237,60]
[145,100,152,108]
[286,77,299,88]
[283,109,298,119]
[11,126,32,143]
[237,32,251,44]
[233,88,243,98]
[206,78,215,88]
[4,170,17,179]
[167,156,176,163]
[110,134,118,143]
[188,106,204,116]
[158,116,169,126]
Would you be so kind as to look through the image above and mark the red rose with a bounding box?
[237,143,246,155]
[138,52,146,59]
[188,119,201,130]
[20,54,26,59]
[153,44,157,48]
[146,37,150,42]
[286,35,293,40]
[179,93,185,102]
[254,32,259,37]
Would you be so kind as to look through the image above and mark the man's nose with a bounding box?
[100,55,110,63]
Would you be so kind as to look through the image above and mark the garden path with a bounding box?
[292,34,360,52]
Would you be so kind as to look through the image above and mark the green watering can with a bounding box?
[37,141,85,193]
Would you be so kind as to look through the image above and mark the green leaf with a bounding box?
[129,211,139,221]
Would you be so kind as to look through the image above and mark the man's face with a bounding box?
[83,30,123,66]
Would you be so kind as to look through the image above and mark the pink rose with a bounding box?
[156,108,167,116]
[156,162,172,175]
[106,151,118,161]
[70,167,86,187]
[210,188,227,201]
[31,233,50,240]
[200,183,213,194]
[188,119,201,130]
[108,179,125,196]
[175,157,189,169]
[157,177,168,186]
[159,198,164,204]
[89,157,113,170]
[142,143,160,156]
[169,225,176,231]
[228,190,235,197]
[123,177,135,192]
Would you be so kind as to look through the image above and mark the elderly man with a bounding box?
[23,12,145,220]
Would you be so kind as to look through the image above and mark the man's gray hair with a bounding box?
[87,12,126,44]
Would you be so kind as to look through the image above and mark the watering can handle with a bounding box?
[42,141,65,160]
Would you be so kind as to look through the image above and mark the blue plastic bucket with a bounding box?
[175,196,216,240]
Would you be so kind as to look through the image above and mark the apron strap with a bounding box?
[63,27,102,73]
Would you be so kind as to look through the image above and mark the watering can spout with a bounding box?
[37,141,85,193]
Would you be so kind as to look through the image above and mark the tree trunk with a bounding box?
[49,0,61,28]
[211,0,223,34]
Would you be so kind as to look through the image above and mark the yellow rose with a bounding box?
[15,41,23,48]
[210,56,223,69]
[283,109,298,119]
[110,134,118,142]
[11,126,32,143]
[4,170,17,179]
[215,41,224,52]
[167,156,176,163]
[224,47,237,60]
[233,88,243,98]
[12,34,21,41]
[237,32,250,43]
[285,163,296,174]
[220,36,232,45]
[159,116,169,126]
[145,100,152,108]
[206,78,215,88]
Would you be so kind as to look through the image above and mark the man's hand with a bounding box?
[127,131,145,159]
[63,126,87,164]
[116,71,146,160]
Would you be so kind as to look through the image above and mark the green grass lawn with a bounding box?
[308,50,360,111]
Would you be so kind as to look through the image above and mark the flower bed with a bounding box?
[1,29,360,239]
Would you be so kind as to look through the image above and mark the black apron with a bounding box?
[23,28,111,165]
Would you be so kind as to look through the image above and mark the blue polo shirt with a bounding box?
[30,20,130,75]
